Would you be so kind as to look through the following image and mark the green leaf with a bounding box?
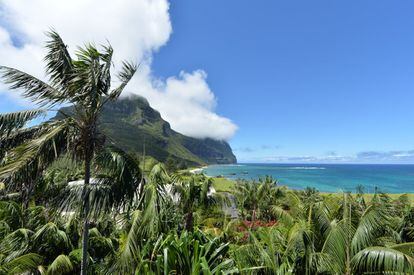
[352,247,414,273]
[47,254,73,275]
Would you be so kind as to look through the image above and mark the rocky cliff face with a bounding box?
[59,95,236,166]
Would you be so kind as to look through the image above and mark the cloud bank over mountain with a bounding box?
[0,0,237,140]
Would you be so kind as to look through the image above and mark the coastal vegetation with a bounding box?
[2,33,414,275]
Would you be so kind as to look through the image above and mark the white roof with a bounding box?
[67,178,99,186]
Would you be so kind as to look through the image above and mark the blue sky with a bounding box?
[1,1,414,163]
[152,1,414,163]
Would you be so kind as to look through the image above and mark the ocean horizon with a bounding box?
[202,163,414,193]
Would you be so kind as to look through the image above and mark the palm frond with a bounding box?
[321,219,355,273]
[46,254,73,275]
[0,66,64,107]
[99,44,113,95]
[33,222,71,253]
[148,163,170,184]
[271,205,294,227]
[44,30,74,89]
[138,178,167,238]
[109,61,137,100]
[285,220,313,256]
[60,147,142,219]
[283,191,305,218]
[390,242,414,255]
[88,227,115,259]
[24,205,48,231]
[0,124,45,160]
[312,252,340,274]
[0,228,33,261]
[231,244,266,273]
[113,210,143,273]
[311,201,332,240]
[94,145,142,203]
[60,181,113,220]
[351,246,414,274]
[0,109,45,135]
[0,120,70,179]
[0,201,23,230]
[0,221,11,240]
[253,227,290,273]
[351,205,390,254]
[0,253,43,274]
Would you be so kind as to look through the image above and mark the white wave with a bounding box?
[287,167,326,170]
[189,168,203,174]
[206,164,245,167]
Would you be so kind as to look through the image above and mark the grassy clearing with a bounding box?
[211,177,236,192]
[321,192,414,203]
[362,193,414,201]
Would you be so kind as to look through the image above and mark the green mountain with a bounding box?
[58,96,237,166]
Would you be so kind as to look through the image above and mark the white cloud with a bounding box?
[0,0,237,140]
[143,70,237,140]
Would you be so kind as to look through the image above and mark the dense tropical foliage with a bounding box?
[1,32,414,274]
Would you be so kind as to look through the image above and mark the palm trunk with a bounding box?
[22,179,36,210]
[22,182,30,210]
[344,193,351,275]
[251,206,257,229]
[80,153,92,275]
[185,211,194,231]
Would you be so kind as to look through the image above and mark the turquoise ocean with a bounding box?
[202,163,414,193]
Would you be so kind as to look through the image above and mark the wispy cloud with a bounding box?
[261,145,281,150]
[260,155,352,163]
[234,147,255,153]
[235,144,280,153]
[356,150,414,161]
[245,149,414,164]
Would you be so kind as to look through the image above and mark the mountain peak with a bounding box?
[79,96,236,166]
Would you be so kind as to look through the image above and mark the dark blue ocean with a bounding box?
[202,163,414,193]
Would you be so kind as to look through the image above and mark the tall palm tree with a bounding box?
[0,31,137,274]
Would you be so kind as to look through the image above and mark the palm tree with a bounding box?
[172,174,223,231]
[113,164,171,273]
[232,226,293,274]
[0,31,137,274]
[235,177,283,225]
